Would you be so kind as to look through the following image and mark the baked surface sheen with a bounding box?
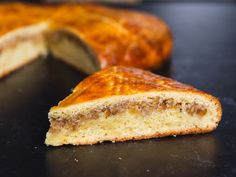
[0,3,172,71]
[47,66,222,146]
[54,66,200,107]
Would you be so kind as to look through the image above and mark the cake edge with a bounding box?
[45,90,222,146]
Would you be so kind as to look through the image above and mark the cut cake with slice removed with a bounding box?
[45,66,222,146]
[0,3,172,78]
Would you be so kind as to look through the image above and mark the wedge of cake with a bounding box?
[45,66,222,146]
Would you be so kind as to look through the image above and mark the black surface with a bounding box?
[1,2,236,177]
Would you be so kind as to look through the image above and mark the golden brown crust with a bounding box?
[0,3,52,36]
[0,3,172,70]
[81,4,173,64]
[54,66,205,107]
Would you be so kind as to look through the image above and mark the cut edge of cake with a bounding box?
[0,22,101,77]
[45,90,222,146]
[46,29,101,74]
[0,23,49,78]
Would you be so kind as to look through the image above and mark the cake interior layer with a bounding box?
[0,23,48,78]
[47,30,100,74]
[0,34,47,78]
[46,93,219,146]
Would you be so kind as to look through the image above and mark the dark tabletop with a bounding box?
[1,2,236,177]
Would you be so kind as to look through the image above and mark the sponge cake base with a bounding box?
[45,92,221,146]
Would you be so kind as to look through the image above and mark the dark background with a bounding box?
[0,1,236,177]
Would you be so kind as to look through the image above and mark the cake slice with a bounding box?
[45,66,222,146]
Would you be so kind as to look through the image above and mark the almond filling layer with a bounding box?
[50,97,207,131]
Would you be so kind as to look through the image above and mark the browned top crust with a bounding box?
[0,3,172,70]
[53,66,214,109]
